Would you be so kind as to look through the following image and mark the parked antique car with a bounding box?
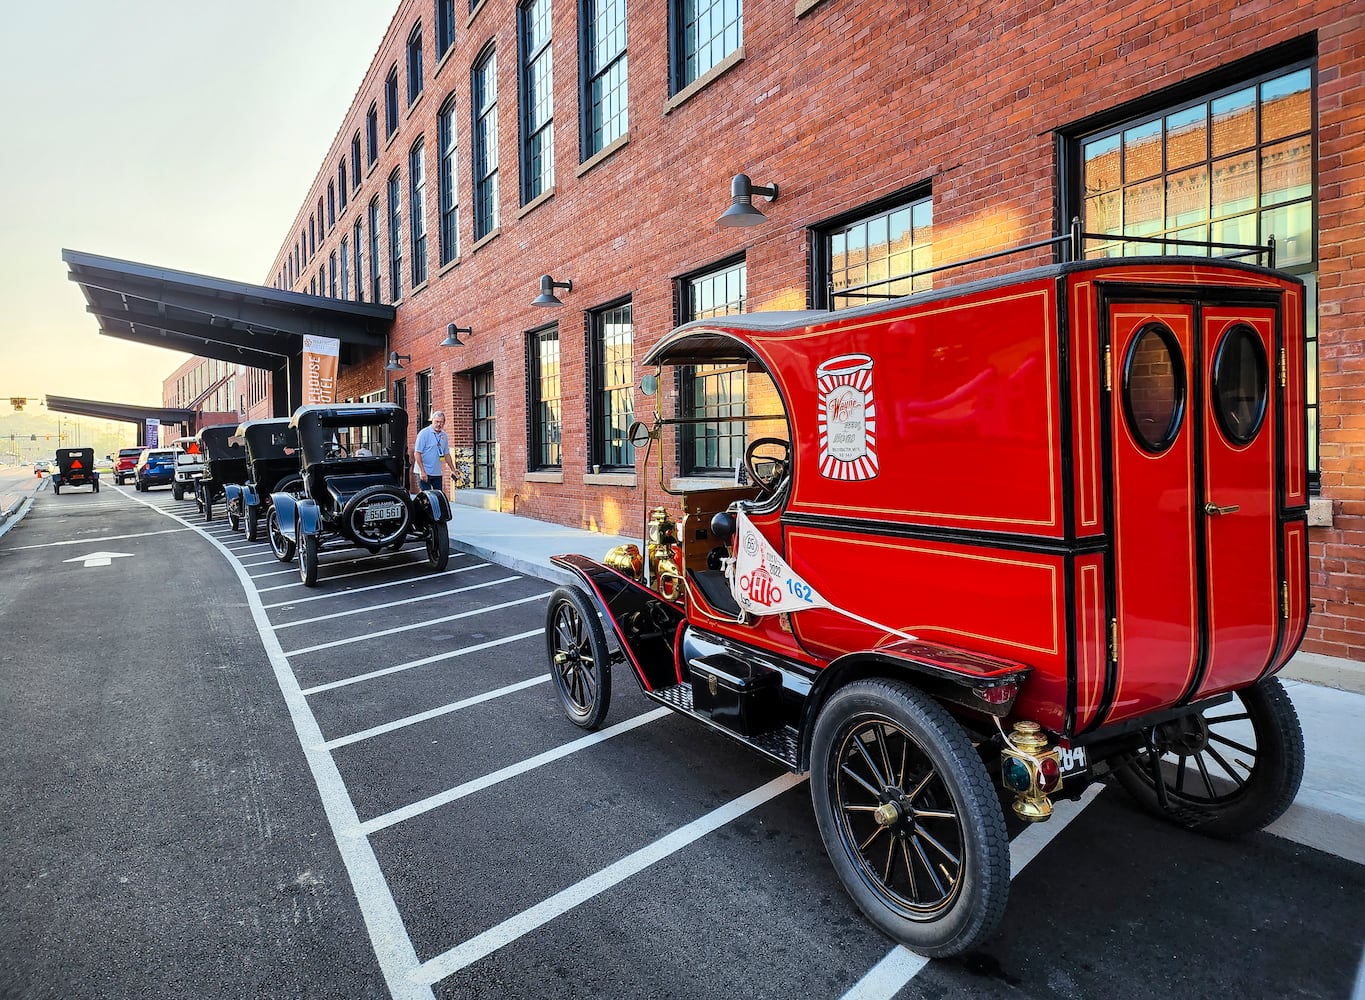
[194,424,247,525]
[544,240,1308,957]
[226,418,303,543]
[269,403,452,586]
[51,448,99,494]
[169,435,204,502]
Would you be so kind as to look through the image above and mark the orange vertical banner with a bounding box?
[302,336,341,406]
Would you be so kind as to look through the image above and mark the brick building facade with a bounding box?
[256,0,1362,660]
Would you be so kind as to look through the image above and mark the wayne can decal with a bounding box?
[817,353,877,480]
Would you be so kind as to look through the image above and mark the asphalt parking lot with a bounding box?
[2,479,1363,1000]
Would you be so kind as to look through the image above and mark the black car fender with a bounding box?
[271,492,299,536]
[242,481,260,508]
[413,488,452,525]
[224,483,244,506]
[295,498,323,539]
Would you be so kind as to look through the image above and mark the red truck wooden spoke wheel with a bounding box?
[546,588,612,729]
[811,679,1010,956]
[1114,677,1304,837]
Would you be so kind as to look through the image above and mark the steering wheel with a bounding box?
[744,437,792,497]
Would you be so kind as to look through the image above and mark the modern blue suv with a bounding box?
[134,448,179,491]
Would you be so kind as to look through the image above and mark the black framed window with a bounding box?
[528,328,560,469]
[416,369,433,428]
[387,168,403,301]
[318,266,325,294]
[591,302,634,469]
[680,258,746,475]
[438,95,460,265]
[308,217,315,257]
[408,23,424,105]
[328,252,337,297]
[351,131,363,188]
[519,0,554,204]
[473,367,496,488]
[366,103,379,164]
[436,0,455,58]
[472,47,499,240]
[391,377,407,414]
[327,182,336,228]
[1067,61,1318,478]
[318,197,325,238]
[338,162,348,210]
[672,0,741,93]
[409,137,428,286]
[385,65,400,138]
[815,191,933,310]
[340,236,350,299]
[368,197,382,302]
[352,219,364,302]
[580,0,628,158]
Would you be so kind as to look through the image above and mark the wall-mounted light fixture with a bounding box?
[531,275,572,307]
[386,351,411,371]
[441,323,472,347]
[718,173,779,227]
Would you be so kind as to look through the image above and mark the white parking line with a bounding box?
[272,576,520,630]
[283,593,550,655]
[322,674,551,750]
[1,527,193,551]
[248,548,419,576]
[416,771,807,985]
[362,707,671,835]
[300,629,544,695]
[257,554,428,591]
[262,562,490,608]
[836,783,1104,1000]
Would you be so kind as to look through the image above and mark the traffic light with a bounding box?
[10,396,24,410]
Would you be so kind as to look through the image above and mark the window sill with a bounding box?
[385,129,400,153]
[517,187,555,219]
[434,47,455,78]
[470,227,500,254]
[1308,495,1333,527]
[585,472,636,487]
[663,46,745,116]
[406,90,426,119]
[525,471,563,484]
[576,134,629,178]
[438,255,461,278]
[795,0,826,16]
[670,476,741,491]
[467,0,488,28]
[367,160,379,180]
[410,279,429,297]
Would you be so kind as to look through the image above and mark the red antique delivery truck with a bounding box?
[545,237,1308,957]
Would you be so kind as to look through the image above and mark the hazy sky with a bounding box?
[0,0,400,409]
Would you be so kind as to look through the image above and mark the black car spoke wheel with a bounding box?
[245,504,261,542]
[545,587,612,729]
[299,532,319,586]
[427,520,450,571]
[1113,676,1304,837]
[268,508,296,563]
[811,679,1009,957]
[227,502,241,532]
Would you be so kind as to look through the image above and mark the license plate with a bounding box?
[365,502,403,523]
[1058,744,1089,775]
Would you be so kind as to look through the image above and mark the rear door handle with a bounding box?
[1204,502,1241,516]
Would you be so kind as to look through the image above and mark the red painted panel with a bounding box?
[1069,278,1105,537]
[1072,552,1108,733]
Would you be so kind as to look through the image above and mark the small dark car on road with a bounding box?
[134,448,178,491]
[51,448,99,494]
[195,424,248,525]
[226,418,303,542]
[269,403,451,586]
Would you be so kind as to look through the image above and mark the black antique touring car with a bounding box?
[225,418,303,543]
[51,448,100,494]
[194,424,247,524]
[269,403,453,586]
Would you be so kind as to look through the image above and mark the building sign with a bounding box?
[302,336,341,406]
[145,418,159,447]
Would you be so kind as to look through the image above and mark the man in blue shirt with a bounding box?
[414,410,456,493]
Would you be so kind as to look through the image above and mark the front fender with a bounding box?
[270,492,299,536]
[296,498,322,539]
[242,481,260,508]
[224,483,243,505]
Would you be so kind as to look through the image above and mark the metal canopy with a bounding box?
[62,249,395,412]
[44,394,195,425]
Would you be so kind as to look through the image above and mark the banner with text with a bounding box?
[145,418,159,448]
[302,336,341,406]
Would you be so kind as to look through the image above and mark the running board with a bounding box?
[646,683,802,771]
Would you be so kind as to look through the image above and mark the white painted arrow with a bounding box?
[63,551,134,568]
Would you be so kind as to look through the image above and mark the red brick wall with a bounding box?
[267,0,1365,660]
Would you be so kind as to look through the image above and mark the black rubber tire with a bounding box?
[545,587,612,730]
[299,532,319,587]
[427,520,450,571]
[203,494,214,522]
[810,678,1010,958]
[173,484,183,501]
[273,475,304,496]
[339,484,411,548]
[245,504,261,543]
[268,507,296,563]
[1112,676,1305,837]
